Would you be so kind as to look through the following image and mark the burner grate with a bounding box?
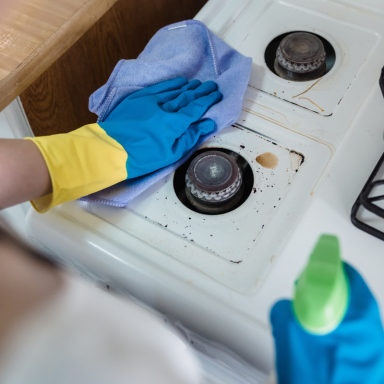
[351,67,384,240]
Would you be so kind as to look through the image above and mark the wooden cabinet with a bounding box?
[19,0,207,136]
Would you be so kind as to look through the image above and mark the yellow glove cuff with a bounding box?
[25,124,128,213]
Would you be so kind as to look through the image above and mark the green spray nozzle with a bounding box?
[293,235,349,334]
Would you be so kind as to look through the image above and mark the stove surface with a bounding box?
[87,85,330,293]
[25,0,384,375]
[84,0,384,292]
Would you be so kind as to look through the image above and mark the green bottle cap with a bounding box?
[293,235,349,335]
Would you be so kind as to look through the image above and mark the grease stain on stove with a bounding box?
[289,150,305,171]
[256,152,279,169]
[292,78,323,99]
[298,97,324,112]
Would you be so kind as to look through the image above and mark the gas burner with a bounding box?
[185,151,244,214]
[274,32,326,81]
[174,148,254,215]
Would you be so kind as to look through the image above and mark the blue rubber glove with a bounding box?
[270,263,384,384]
[98,77,222,179]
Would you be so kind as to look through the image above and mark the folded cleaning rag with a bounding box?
[80,19,252,207]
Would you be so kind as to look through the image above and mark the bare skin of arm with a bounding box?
[0,139,52,209]
[0,237,62,347]
[0,139,60,351]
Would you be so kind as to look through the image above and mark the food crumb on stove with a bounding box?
[253,188,256,193]
[262,225,264,229]
[240,145,245,149]
[165,225,168,227]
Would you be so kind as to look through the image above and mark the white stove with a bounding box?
[25,0,384,380]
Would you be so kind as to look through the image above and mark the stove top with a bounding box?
[87,86,330,293]
[83,0,384,292]
[36,0,384,294]
[25,0,384,373]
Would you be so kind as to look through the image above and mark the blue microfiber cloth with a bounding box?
[80,19,252,207]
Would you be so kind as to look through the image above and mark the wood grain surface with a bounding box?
[19,0,208,136]
[0,0,118,112]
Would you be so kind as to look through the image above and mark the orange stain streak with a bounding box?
[298,97,324,112]
[292,78,322,99]
[246,100,289,124]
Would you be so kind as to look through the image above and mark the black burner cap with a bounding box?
[281,32,324,63]
[187,151,238,193]
[276,32,326,74]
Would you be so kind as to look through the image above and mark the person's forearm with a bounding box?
[0,139,52,210]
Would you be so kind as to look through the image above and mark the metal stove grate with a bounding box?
[351,67,384,240]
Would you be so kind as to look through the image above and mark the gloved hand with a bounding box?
[271,262,384,384]
[99,77,222,179]
[26,77,222,212]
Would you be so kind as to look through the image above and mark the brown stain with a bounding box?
[241,107,335,159]
[240,106,335,191]
[242,107,287,128]
[292,78,323,99]
[298,97,324,112]
[270,255,275,263]
[241,90,336,199]
[256,152,279,169]
[246,99,289,124]
[289,150,305,171]
[247,84,333,116]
